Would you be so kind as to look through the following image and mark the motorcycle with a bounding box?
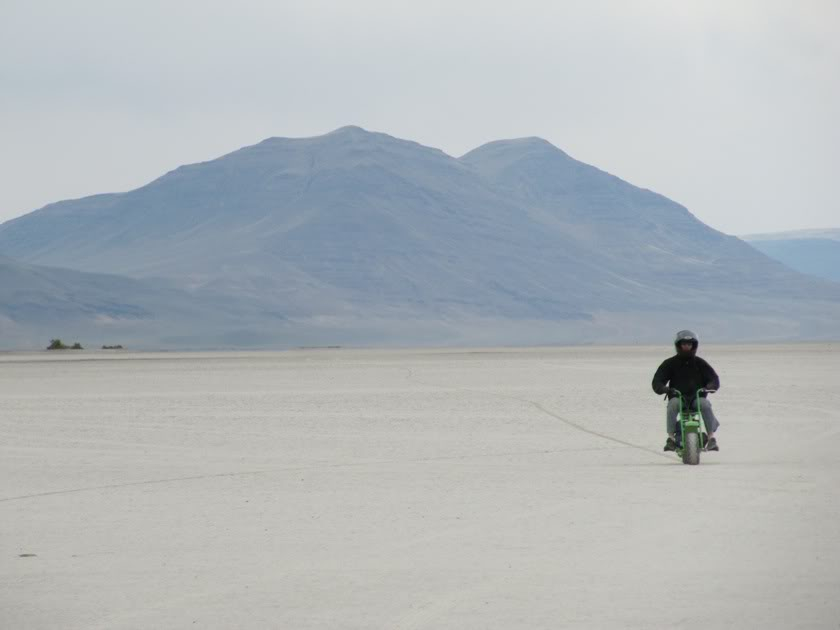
[672,388,716,465]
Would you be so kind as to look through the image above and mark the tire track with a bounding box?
[402,367,672,461]
[0,446,620,504]
[1,364,669,503]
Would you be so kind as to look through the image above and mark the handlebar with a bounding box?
[669,388,716,396]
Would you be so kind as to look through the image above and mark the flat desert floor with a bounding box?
[1,345,838,629]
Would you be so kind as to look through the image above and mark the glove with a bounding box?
[666,387,679,397]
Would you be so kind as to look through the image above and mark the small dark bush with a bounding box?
[47,339,84,350]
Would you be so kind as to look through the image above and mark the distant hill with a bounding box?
[0,255,295,349]
[741,229,840,283]
[743,228,840,242]
[1,126,839,348]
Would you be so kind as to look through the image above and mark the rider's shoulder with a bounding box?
[694,355,717,369]
[658,355,678,368]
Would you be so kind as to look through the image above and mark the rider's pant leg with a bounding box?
[666,398,680,434]
[698,398,720,433]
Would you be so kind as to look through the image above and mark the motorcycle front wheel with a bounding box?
[682,432,700,465]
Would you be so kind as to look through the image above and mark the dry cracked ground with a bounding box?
[2,344,838,629]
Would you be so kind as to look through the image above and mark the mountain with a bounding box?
[743,228,840,241]
[741,229,840,283]
[0,127,594,319]
[460,138,830,297]
[0,255,294,349]
[1,126,839,348]
[1,255,168,348]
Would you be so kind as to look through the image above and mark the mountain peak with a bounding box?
[458,136,572,183]
[320,125,400,146]
[199,126,451,177]
[460,136,570,164]
[489,136,557,149]
[326,125,371,136]
[253,125,375,147]
[252,126,427,155]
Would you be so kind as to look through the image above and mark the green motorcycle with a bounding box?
[673,388,715,465]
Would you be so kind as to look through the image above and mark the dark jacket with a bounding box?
[652,352,720,400]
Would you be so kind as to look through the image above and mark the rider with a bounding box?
[652,330,721,452]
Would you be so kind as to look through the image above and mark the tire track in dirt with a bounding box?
[1,364,669,503]
[402,367,672,461]
[0,446,620,503]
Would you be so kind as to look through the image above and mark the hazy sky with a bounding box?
[2,0,838,234]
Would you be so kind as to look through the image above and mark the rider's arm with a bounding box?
[651,359,672,395]
[700,359,720,390]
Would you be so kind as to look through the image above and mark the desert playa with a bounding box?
[2,345,838,629]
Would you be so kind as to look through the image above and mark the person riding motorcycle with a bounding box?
[652,330,721,452]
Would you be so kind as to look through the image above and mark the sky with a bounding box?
[1,0,838,235]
